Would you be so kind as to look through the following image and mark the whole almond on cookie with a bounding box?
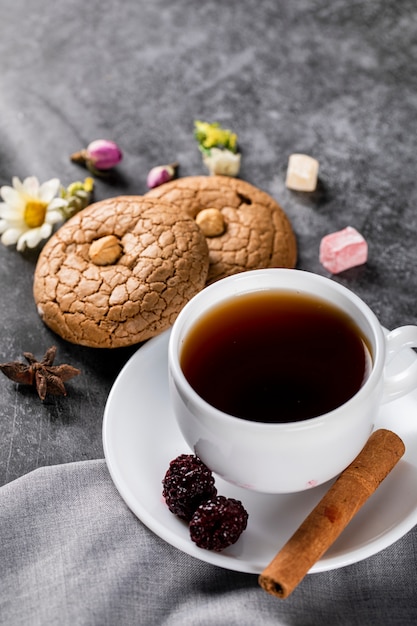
[88,235,123,265]
[146,176,297,284]
[33,196,209,348]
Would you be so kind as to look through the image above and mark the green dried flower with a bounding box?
[59,177,94,219]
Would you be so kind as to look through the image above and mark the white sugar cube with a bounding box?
[285,153,319,192]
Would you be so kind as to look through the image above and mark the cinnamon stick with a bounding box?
[258,429,405,599]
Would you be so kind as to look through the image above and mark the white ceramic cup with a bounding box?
[168,269,417,493]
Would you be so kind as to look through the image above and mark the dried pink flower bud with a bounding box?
[71,140,123,172]
[85,140,123,170]
[147,163,178,189]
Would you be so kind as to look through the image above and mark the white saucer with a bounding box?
[102,329,417,574]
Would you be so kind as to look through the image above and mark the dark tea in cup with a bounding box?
[180,291,372,423]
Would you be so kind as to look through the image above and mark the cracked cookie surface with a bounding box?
[146,176,297,283]
[33,196,209,348]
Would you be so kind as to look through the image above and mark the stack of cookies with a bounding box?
[33,176,297,348]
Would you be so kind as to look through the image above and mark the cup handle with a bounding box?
[382,325,417,403]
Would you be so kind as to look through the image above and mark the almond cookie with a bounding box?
[33,196,209,348]
[146,176,296,283]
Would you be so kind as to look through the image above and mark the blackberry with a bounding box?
[189,495,249,552]
[162,454,217,521]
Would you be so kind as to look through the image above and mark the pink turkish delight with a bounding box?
[319,226,368,274]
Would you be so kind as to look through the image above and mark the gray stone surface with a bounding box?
[0,0,416,485]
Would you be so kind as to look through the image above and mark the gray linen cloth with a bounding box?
[0,460,416,626]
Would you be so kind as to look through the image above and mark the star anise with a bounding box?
[0,346,81,401]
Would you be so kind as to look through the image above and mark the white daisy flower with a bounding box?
[0,176,68,251]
